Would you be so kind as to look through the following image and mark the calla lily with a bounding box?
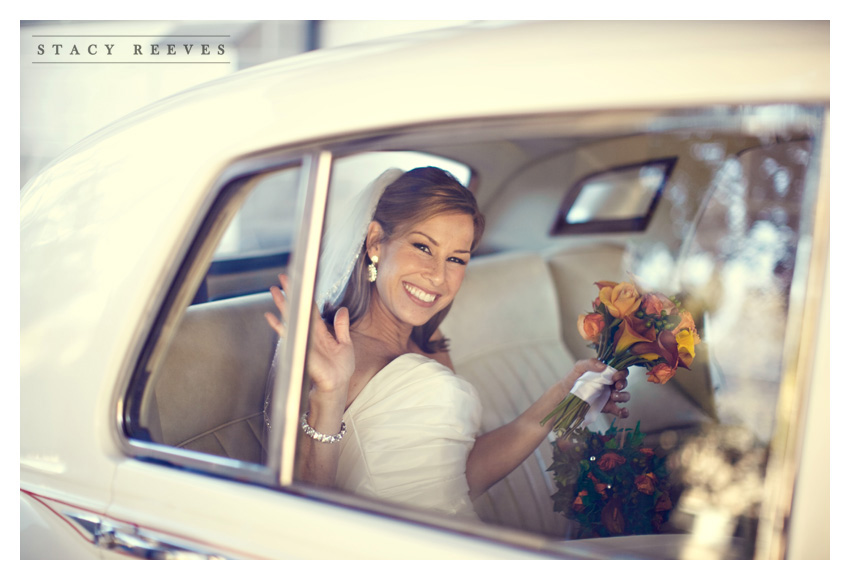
[613,317,652,353]
[676,329,696,369]
[631,330,679,366]
[593,281,617,309]
[594,280,618,291]
[673,311,701,346]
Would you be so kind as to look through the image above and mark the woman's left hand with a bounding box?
[601,368,630,419]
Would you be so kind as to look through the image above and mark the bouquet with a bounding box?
[541,280,700,438]
[549,421,673,537]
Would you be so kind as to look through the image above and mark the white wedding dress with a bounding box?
[335,353,483,520]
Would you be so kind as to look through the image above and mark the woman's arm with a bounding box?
[465,359,629,500]
[265,274,354,487]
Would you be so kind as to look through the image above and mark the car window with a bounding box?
[290,109,825,558]
[214,168,302,260]
[123,161,304,475]
[121,106,826,559]
[551,157,677,235]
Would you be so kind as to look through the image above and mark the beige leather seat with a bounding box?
[146,293,277,463]
[440,251,573,538]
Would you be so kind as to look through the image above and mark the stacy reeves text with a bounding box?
[36,43,227,56]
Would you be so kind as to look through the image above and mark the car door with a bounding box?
[110,106,829,559]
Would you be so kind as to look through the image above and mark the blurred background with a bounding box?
[20,20,474,188]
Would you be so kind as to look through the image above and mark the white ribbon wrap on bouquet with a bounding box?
[571,365,619,429]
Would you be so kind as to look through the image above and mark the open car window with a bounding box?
[122,161,305,475]
[121,105,826,559]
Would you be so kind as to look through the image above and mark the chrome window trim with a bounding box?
[755,110,830,560]
[114,150,319,486]
[268,150,333,487]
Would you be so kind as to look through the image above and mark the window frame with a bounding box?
[550,157,678,236]
[115,106,828,559]
[118,151,319,488]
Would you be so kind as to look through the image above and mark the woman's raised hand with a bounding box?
[264,273,290,338]
[265,274,355,395]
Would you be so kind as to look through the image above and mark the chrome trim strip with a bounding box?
[25,491,238,559]
[755,110,830,559]
[270,150,333,487]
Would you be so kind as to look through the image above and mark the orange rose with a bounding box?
[597,452,627,471]
[638,448,655,457]
[599,282,641,319]
[577,313,605,343]
[635,473,657,495]
[647,363,677,384]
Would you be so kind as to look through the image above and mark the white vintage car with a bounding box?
[21,21,829,559]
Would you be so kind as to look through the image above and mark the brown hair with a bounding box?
[325,166,485,353]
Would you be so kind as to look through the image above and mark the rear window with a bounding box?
[551,157,677,235]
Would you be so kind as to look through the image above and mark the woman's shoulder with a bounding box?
[422,349,454,371]
[426,328,455,371]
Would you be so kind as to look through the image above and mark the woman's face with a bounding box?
[370,212,474,329]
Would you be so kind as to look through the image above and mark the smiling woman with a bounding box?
[339,167,485,351]
[263,166,630,516]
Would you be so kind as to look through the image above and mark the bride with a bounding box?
[265,166,630,520]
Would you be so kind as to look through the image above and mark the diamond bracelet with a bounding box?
[299,412,346,444]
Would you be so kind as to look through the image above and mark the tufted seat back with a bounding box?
[440,251,574,538]
[148,293,277,463]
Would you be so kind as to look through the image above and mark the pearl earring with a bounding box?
[368,255,379,283]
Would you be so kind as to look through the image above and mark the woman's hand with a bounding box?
[265,274,355,396]
[601,366,630,419]
[468,358,630,498]
[561,359,630,420]
[266,274,352,487]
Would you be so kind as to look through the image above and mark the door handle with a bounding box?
[66,514,227,560]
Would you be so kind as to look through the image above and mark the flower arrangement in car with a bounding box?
[549,422,673,537]
[542,280,700,438]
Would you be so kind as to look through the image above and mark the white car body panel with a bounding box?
[21,21,829,559]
